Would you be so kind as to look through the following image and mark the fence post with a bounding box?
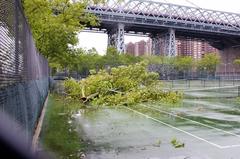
[238,86,240,97]
[14,0,19,76]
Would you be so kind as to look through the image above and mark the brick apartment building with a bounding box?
[126,39,151,56]
[126,38,218,58]
[176,39,218,59]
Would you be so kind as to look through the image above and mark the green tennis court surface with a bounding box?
[163,79,240,91]
[73,85,240,159]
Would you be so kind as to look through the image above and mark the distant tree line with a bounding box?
[51,47,220,79]
[145,53,220,79]
[50,47,142,77]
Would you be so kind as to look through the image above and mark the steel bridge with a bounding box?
[86,0,240,55]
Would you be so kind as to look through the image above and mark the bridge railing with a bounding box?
[0,0,49,141]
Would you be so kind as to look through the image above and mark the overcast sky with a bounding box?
[77,0,240,54]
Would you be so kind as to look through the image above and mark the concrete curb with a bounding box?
[32,93,49,152]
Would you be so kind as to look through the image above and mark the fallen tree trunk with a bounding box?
[81,89,124,104]
[107,89,124,94]
[81,92,99,103]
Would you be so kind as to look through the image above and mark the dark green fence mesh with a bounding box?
[0,0,49,139]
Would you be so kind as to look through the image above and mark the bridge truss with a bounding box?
[86,0,240,55]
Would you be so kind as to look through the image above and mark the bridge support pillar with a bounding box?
[107,23,125,53]
[151,29,176,56]
[162,28,177,57]
[151,35,161,55]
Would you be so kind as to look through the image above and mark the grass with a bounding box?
[41,94,86,159]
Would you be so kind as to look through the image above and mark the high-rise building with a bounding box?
[135,40,146,56]
[125,38,218,58]
[125,39,151,56]
[176,39,218,59]
[146,39,152,56]
[125,42,135,56]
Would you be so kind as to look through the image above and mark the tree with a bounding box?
[52,47,143,77]
[119,54,142,65]
[101,47,123,67]
[233,59,240,66]
[173,56,193,78]
[144,55,164,65]
[144,55,176,65]
[23,0,100,65]
[197,53,220,75]
[99,47,141,68]
[65,48,102,76]
[64,62,182,106]
[173,56,193,71]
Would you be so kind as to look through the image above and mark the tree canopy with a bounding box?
[144,55,194,73]
[144,56,175,65]
[49,47,142,76]
[23,0,100,65]
[233,59,240,66]
[100,47,142,67]
[174,56,193,72]
[196,53,220,74]
[64,62,182,106]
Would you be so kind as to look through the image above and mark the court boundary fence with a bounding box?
[0,0,49,142]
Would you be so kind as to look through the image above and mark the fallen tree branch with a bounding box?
[81,92,99,103]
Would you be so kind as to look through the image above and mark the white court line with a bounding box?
[140,104,240,138]
[221,144,240,149]
[124,106,240,149]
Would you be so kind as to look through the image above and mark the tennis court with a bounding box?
[73,84,240,159]
[163,79,240,90]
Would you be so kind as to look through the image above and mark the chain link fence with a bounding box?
[0,0,49,140]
